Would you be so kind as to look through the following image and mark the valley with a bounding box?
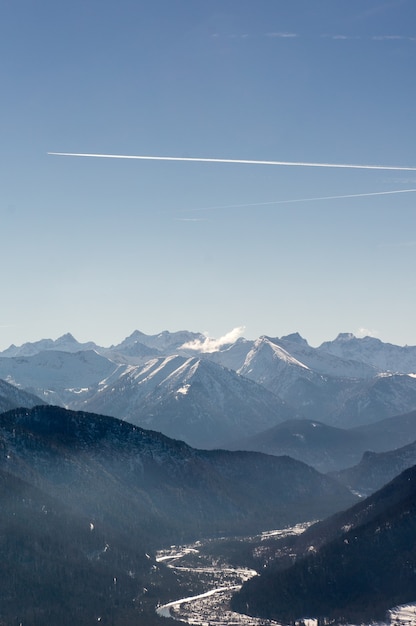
[154,521,416,626]
[1,329,416,623]
[155,524,309,625]
[4,0,416,622]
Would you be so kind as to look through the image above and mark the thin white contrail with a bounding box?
[47,152,416,171]
[191,188,416,211]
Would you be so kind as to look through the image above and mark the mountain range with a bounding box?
[0,404,356,624]
[0,405,354,539]
[227,409,416,474]
[77,355,294,448]
[1,329,416,459]
[2,329,416,623]
[332,437,416,496]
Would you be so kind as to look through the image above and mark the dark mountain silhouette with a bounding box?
[0,377,46,413]
[0,468,162,625]
[232,465,416,623]
[227,418,366,472]
[0,405,357,623]
[227,409,416,473]
[332,439,416,496]
[0,406,355,541]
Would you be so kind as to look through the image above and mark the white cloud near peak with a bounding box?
[181,326,246,353]
[356,327,379,338]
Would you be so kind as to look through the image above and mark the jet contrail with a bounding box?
[47,152,416,171]
[191,188,416,211]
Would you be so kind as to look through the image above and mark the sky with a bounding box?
[1,0,416,350]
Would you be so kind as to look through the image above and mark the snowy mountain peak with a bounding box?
[77,353,291,448]
[333,332,357,343]
[0,334,98,357]
[114,329,205,354]
[243,337,310,372]
[280,332,309,346]
[319,334,416,374]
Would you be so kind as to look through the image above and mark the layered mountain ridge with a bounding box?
[0,404,357,624]
[1,329,416,624]
[1,329,416,459]
[231,465,416,623]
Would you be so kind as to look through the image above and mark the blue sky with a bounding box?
[1,0,415,349]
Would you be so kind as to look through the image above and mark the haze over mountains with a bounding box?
[228,410,416,474]
[1,329,416,463]
[0,404,355,624]
[232,465,416,624]
[2,329,416,623]
[332,434,416,496]
[0,377,46,414]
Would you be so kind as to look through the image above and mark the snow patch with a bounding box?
[176,384,190,396]
[389,603,416,625]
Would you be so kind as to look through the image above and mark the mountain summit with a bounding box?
[2,329,416,443]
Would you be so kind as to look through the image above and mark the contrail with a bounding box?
[191,188,416,211]
[47,152,416,171]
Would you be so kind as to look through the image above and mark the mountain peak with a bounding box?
[122,329,146,342]
[56,332,77,343]
[334,332,356,342]
[280,332,309,346]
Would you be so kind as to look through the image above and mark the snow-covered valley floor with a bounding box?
[155,526,416,626]
[155,525,308,625]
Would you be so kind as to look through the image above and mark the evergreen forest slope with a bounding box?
[232,465,416,623]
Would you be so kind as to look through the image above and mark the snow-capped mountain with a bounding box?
[267,333,377,379]
[232,336,355,422]
[199,336,255,371]
[330,372,416,427]
[223,336,416,427]
[319,333,416,374]
[2,328,416,444]
[237,336,318,393]
[111,328,206,356]
[1,332,99,357]
[75,355,294,448]
[198,332,378,380]
[0,350,124,406]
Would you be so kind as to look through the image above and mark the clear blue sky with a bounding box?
[1,0,415,349]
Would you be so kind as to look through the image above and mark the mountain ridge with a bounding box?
[232,464,416,623]
[2,329,416,446]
